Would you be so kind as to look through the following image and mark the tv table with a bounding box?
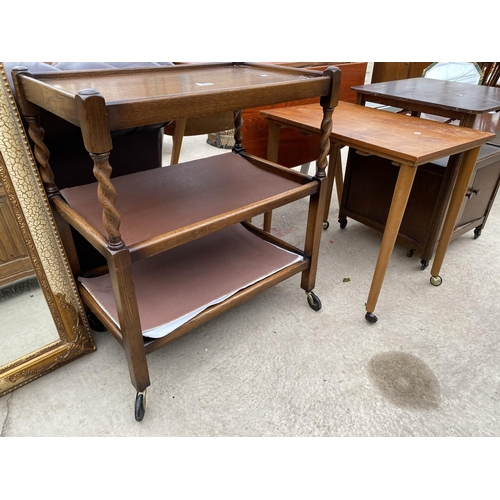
[261,101,494,323]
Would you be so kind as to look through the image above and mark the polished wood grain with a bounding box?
[261,102,493,165]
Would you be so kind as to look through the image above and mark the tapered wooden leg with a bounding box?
[263,212,273,232]
[263,121,282,232]
[430,146,481,281]
[334,148,344,207]
[323,142,341,225]
[170,118,187,165]
[338,147,356,229]
[266,121,281,163]
[300,162,311,174]
[365,163,417,321]
[419,153,462,266]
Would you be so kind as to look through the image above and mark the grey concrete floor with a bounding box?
[1,133,499,440]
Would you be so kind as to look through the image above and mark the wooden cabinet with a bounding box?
[14,63,340,420]
[0,178,34,287]
[371,62,432,83]
[341,143,500,256]
[433,143,500,240]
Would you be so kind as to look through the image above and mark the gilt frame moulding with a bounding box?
[0,62,95,397]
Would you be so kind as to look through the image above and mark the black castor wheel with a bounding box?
[430,275,442,287]
[339,218,347,229]
[365,312,378,323]
[306,291,322,311]
[323,220,330,230]
[135,390,147,421]
[473,228,482,239]
[420,259,429,270]
[87,312,106,332]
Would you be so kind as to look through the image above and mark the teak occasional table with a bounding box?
[261,101,494,323]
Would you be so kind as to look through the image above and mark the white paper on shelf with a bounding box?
[79,224,303,339]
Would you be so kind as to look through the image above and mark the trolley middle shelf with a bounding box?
[55,152,319,261]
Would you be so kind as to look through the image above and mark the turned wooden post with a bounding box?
[301,66,342,292]
[315,66,342,179]
[74,89,123,251]
[75,89,149,392]
[315,107,333,179]
[11,67,59,198]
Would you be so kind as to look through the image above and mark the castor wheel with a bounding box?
[365,312,378,323]
[323,220,330,230]
[420,260,429,270]
[306,291,322,311]
[430,275,442,287]
[87,312,106,332]
[473,228,482,239]
[339,218,347,229]
[135,390,147,421]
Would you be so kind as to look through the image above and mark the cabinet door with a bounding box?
[457,158,500,228]
[0,179,34,286]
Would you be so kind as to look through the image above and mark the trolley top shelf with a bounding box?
[14,62,335,130]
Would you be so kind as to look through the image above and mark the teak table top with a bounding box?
[261,101,495,166]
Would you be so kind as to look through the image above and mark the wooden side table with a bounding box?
[261,102,494,322]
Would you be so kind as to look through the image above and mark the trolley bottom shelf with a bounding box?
[79,223,305,340]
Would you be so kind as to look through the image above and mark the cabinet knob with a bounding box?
[465,188,481,199]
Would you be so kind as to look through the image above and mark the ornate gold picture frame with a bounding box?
[0,62,95,397]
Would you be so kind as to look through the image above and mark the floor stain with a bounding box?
[367,352,441,410]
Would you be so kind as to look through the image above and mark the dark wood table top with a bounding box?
[352,77,500,115]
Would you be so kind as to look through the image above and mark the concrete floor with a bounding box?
[1,130,499,439]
